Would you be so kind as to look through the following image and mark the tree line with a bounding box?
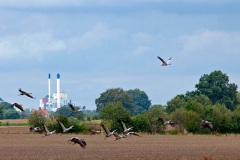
[97,70,240,134]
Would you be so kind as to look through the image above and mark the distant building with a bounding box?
[32,107,49,117]
[39,92,71,112]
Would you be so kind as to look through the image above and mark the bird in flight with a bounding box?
[43,124,56,137]
[18,88,36,99]
[68,103,79,113]
[29,126,42,133]
[200,120,213,132]
[11,103,25,112]
[118,120,133,133]
[100,123,117,139]
[157,56,172,66]
[57,121,74,135]
[158,117,175,127]
[68,137,87,148]
[89,129,103,136]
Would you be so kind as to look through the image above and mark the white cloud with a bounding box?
[177,30,240,64]
[65,23,123,51]
[0,32,65,60]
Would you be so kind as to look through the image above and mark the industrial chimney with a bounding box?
[48,73,51,109]
[57,73,60,109]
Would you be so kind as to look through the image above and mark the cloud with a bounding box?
[177,30,240,64]
[0,23,123,61]
[0,32,65,60]
[65,23,123,51]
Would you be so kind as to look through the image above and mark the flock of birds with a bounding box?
[9,71,214,150]
[28,117,213,149]
[28,119,142,149]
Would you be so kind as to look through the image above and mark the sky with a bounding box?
[1,0,240,110]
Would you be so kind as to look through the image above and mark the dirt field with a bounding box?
[1,127,240,160]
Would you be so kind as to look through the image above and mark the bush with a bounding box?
[28,112,46,128]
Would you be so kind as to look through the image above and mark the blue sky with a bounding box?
[1,0,240,110]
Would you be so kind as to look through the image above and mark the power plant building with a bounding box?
[39,73,73,112]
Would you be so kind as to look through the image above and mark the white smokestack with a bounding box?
[48,73,51,109]
[57,73,60,109]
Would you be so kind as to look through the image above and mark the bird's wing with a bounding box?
[69,103,75,110]
[119,120,127,131]
[43,125,50,134]
[166,57,172,64]
[14,103,24,112]
[158,117,165,125]
[101,124,110,135]
[58,121,66,130]
[113,132,120,138]
[157,56,166,64]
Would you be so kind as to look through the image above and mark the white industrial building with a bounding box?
[39,73,76,112]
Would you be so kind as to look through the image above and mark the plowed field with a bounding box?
[0,127,240,160]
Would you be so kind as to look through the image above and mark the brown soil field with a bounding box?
[1,127,240,160]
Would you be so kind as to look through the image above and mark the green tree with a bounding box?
[208,104,233,133]
[170,107,186,134]
[126,88,151,115]
[55,106,75,117]
[183,110,201,133]
[166,95,186,113]
[195,70,238,110]
[96,88,135,114]
[99,102,131,130]
[4,109,20,119]
[185,100,205,118]
[28,112,46,127]
[132,114,150,132]
[146,106,166,134]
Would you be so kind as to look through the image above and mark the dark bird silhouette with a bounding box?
[118,120,133,133]
[158,117,175,127]
[113,132,127,141]
[11,103,24,112]
[89,129,102,136]
[68,103,78,113]
[29,126,42,133]
[57,121,74,135]
[157,56,172,66]
[43,124,56,136]
[200,120,213,131]
[68,137,87,148]
[18,88,36,99]
[100,123,117,139]
[125,131,141,137]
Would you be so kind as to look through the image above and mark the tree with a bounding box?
[99,102,131,130]
[4,109,20,119]
[146,105,166,134]
[95,88,135,114]
[183,110,201,133]
[126,88,151,115]
[0,102,12,110]
[166,95,186,113]
[28,112,46,127]
[195,70,238,110]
